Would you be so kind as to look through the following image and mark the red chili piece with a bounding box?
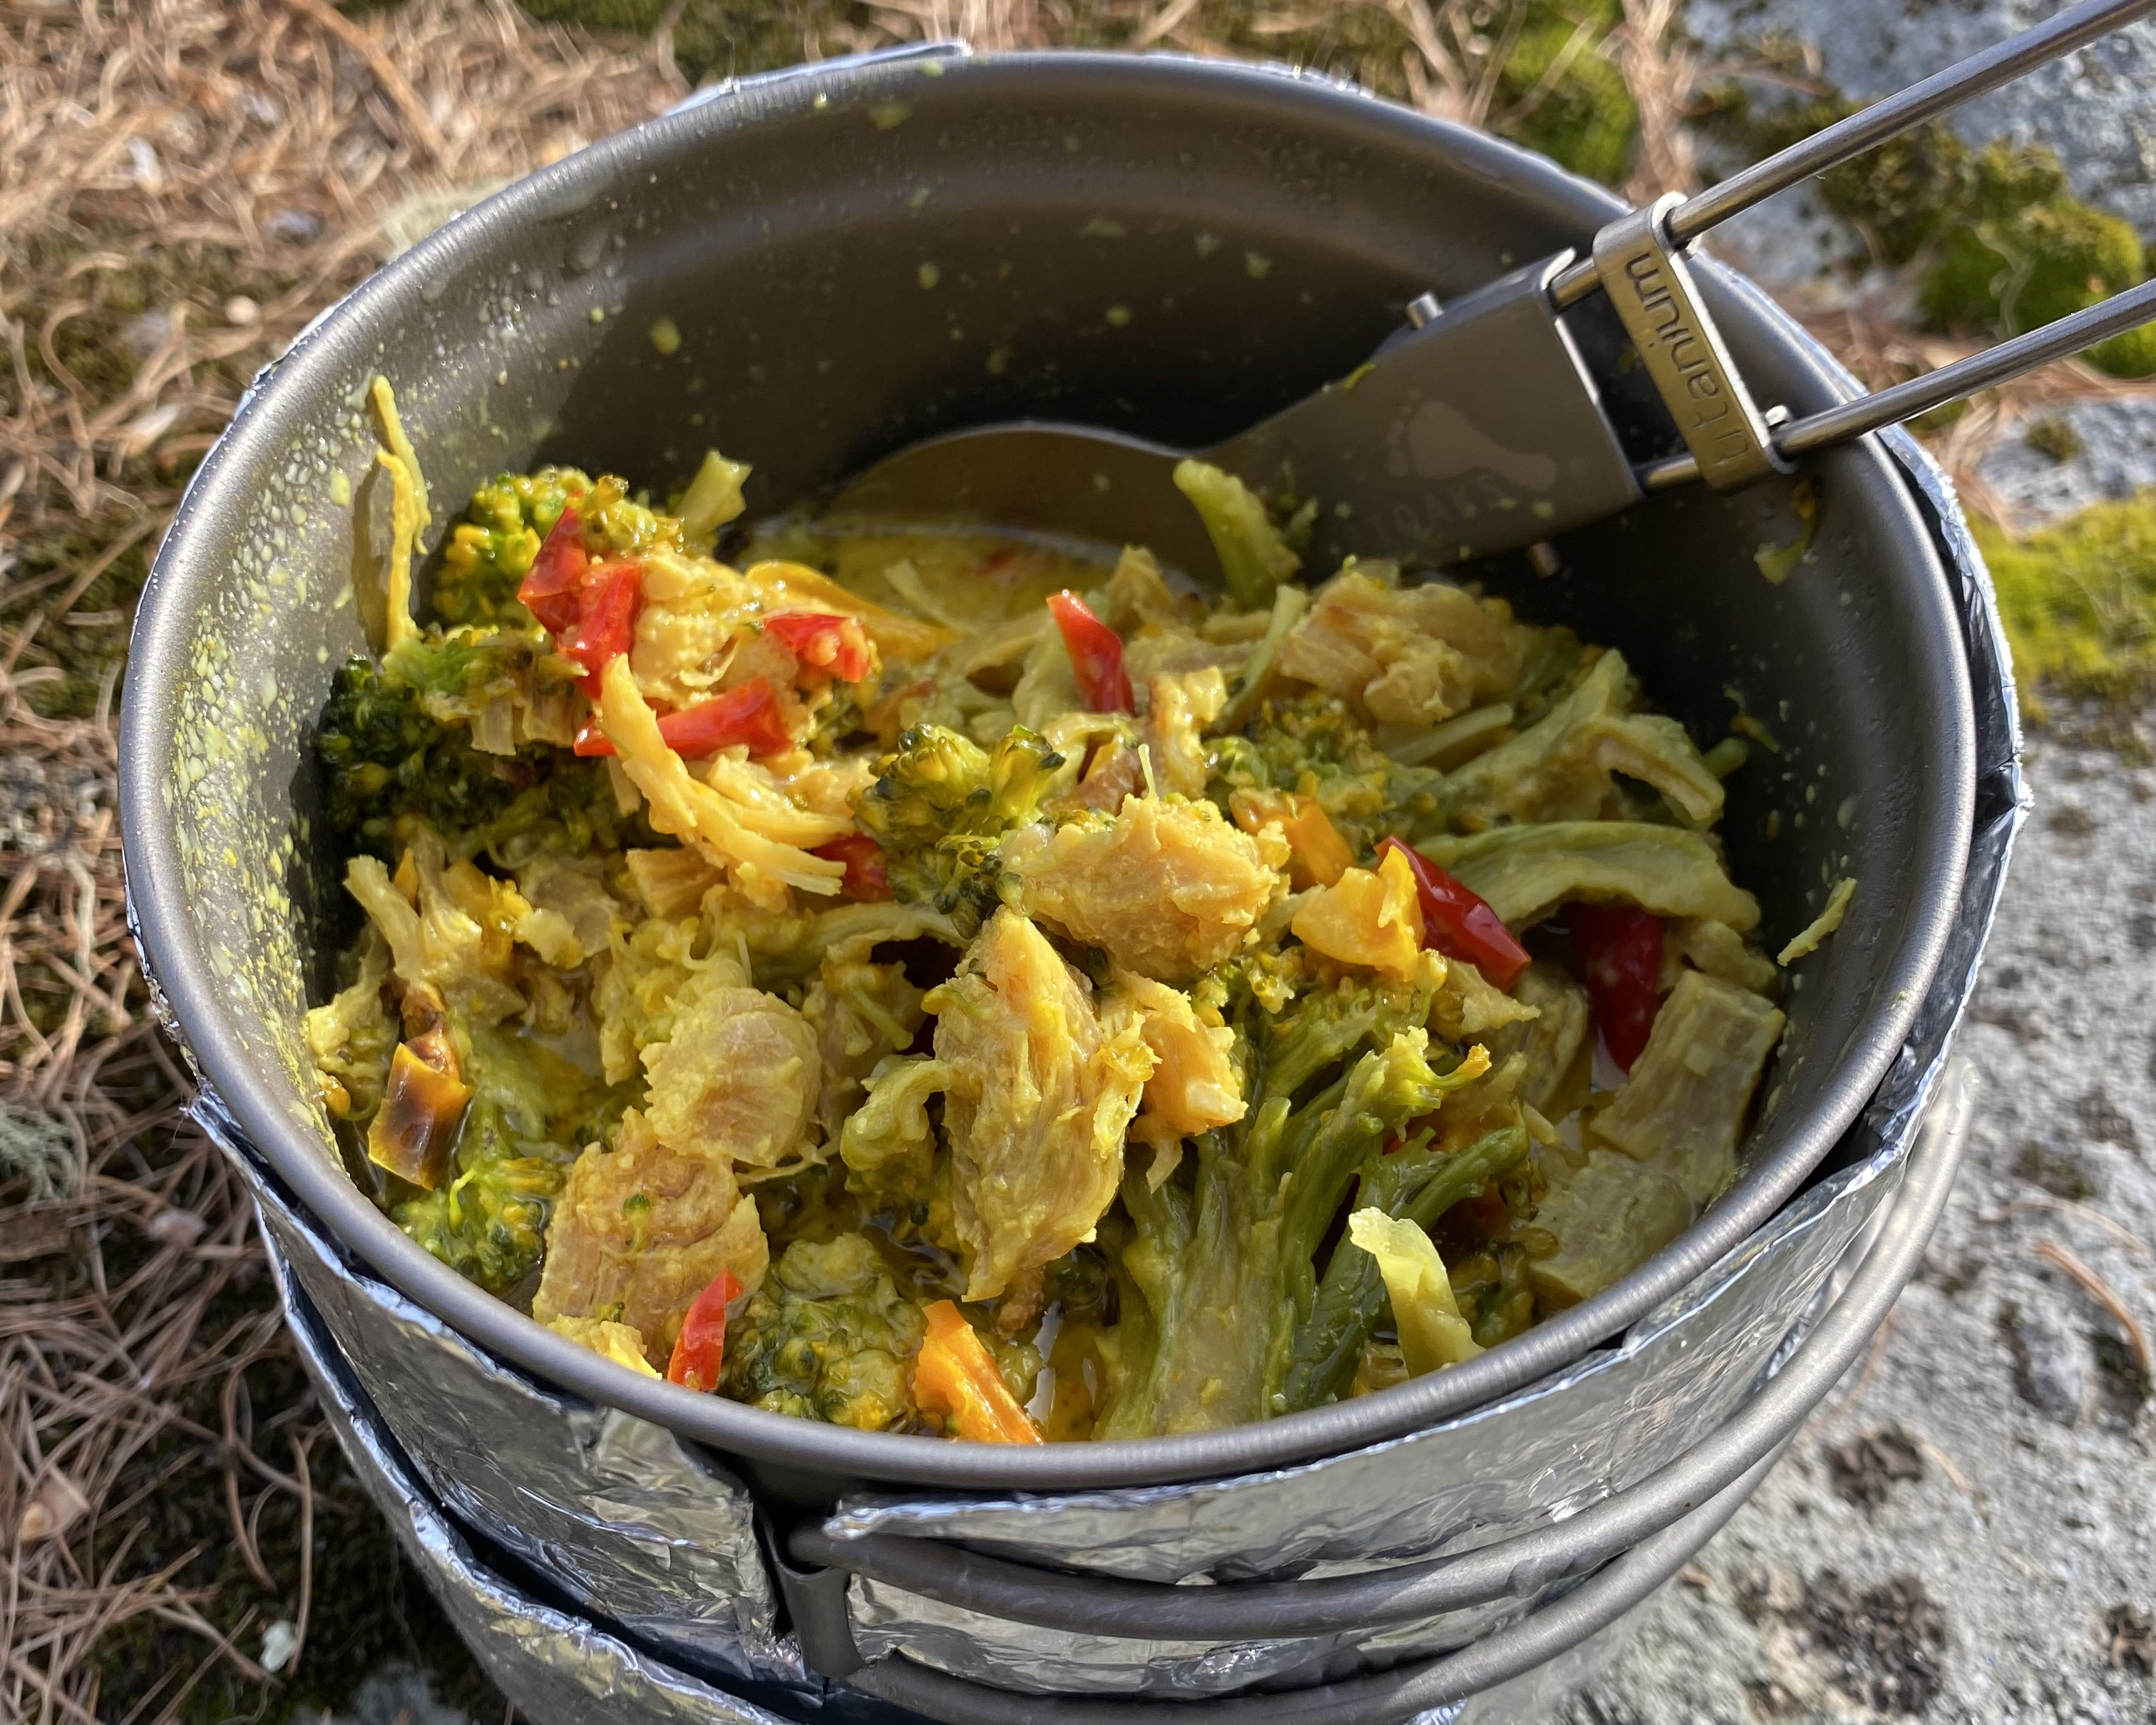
[1570,902,1665,1073]
[517,506,589,634]
[667,1269,744,1394]
[764,610,873,684]
[1045,590,1134,714]
[574,677,794,759]
[662,677,793,757]
[557,561,643,695]
[813,834,892,901]
[1375,836,1532,990]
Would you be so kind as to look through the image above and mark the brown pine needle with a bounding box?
[2036,1240,2152,1378]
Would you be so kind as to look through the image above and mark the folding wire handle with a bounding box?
[1554,0,2156,493]
[779,1067,1971,1706]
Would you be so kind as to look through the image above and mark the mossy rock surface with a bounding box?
[1921,190,2144,339]
[1497,9,1638,188]
[1977,491,2156,721]
[1701,81,2155,380]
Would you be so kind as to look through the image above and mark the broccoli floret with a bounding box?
[1261,966,1440,1101]
[851,723,1068,936]
[1216,690,1441,852]
[722,1234,929,1431]
[392,1096,573,1294]
[433,468,585,627]
[391,1023,625,1294]
[839,1054,949,1214]
[317,648,622,861]
[433,467,682,627]
[1097,967,1492,1438]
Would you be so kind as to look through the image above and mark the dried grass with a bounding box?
[1,1,679,1717]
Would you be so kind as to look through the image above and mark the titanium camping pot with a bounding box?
[120,43,2020,1724]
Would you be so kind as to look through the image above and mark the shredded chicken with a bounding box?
[343,834,525,1025]
[533,1110,770,1366]
[1277,565,1527,727]
[1005,797,1288,984]
[929,908,1153,1303]
[642,976,823,1169]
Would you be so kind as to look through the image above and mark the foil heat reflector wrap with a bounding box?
[199,1097,803,1693]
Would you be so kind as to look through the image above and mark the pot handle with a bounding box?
[848,1433,1790,1725]
[781,1065,1968,1692]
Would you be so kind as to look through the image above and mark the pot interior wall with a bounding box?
[128,51,1970,1491]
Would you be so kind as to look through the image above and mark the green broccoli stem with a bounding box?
[1097,1126,1280,1439]
[1275,1122,1531,1413]
[1099,1031,1485,1439]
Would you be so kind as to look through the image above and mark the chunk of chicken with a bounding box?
[1005,797,1288,984]
[1593,970,1786,1204]
[344,832,526,1025]
[929,908,1154,1304]
[624,846,724,920]
[642,976,823,1169]
[533,1109,769,1366]
[511,856,622,969]
[803,953,928,1140]
[1277,566,1526,727]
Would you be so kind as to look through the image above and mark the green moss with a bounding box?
[2022,414,2085,464]
[1496,8,1638,188]
[1921,168,2144,336]
[1975,493,2156,722]
[1701,81,2152,380]
[1697,86,1972,267]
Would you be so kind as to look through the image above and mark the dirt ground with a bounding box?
[1,1,2150,1721]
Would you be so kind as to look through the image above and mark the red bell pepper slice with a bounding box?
[557,561,643,695]
[573,676,794,759]
[666,1269,744,1394]
[1570,903,1665,1073]
[1375,837,1532,990]
[764,610,873,684]
[1045,590,1134,714]
[517,506,589,635]
[813,833,892,901]
[660,677,793,757]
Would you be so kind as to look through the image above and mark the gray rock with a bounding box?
[2003,1291,2097,1425]
[1564,731,2156,1722]
[326,1662,476,1725]
[1974,397,2156,526]
[1684,0,2156,240]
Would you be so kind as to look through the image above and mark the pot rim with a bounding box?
[121,46,1977,1490]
